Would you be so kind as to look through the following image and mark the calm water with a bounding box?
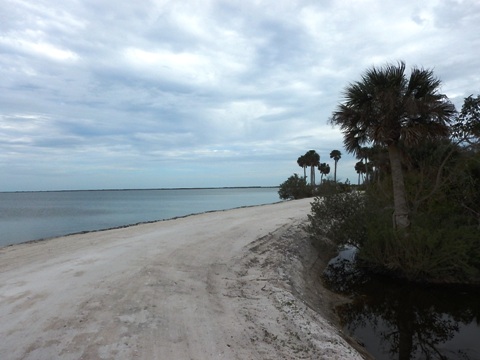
[324,247,480,360]
[0,187,280,247]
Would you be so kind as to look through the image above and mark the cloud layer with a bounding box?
[1,0,479,190]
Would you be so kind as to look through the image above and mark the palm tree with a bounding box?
[356,146,372,184]
[318,162,330,184]
[354,161,366,185]
[329,150,342,183]
[330,61,455,229]
[304,150,320,187]
[297,155,307,180]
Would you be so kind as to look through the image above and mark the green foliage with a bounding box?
[314,179,353,197]
[359,222,480,283]
[448,151,480,226]
[317,162,330,183]
[307,171,480,284]
[315,80,480,285]
[297,150,321,186]
[330,61,456,229]
[278,174,312,200]
[307,189,368,248]
[453,94,480,147]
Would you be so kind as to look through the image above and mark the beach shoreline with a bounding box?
[0,199,365,359]
[3,200,284,250]
[0,187,281,248]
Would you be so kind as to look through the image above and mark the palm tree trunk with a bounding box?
[310,165,315,187]
[388,144,410,229]
[364,159,369,185]
[334,161,338,183]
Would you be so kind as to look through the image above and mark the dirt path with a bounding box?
[0,199,364,359]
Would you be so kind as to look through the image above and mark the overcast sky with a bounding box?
[1,0,479,191]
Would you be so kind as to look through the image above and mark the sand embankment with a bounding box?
[0,198,364,359]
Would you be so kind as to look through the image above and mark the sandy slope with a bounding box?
[0,199,364,360]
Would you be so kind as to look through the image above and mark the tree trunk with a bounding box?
[334,161,337,183]
[388,144,410,229]
[310,165,315,187]
[364,159,369,185]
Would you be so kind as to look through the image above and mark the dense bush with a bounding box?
[306,190,367,248]
[359,223,480,283]
[278,173,312,200]
[316,83,480,285]
[314,179,353,197]
[307,183,480,285]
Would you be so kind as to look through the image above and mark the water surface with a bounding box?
[324,247,480,360]
[0,187,280,247]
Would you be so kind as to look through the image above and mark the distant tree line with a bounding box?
[279,149,344,200]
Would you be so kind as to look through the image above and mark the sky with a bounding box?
[1,0,479,191]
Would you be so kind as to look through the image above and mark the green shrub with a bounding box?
[307,186,480,284]
[314,179,353,197]
[307,190,368,248]
[359,223,480,284]
[278,173,312,200]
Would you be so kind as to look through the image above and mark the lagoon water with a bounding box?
[0,187,280,248]
[324,247,480,360]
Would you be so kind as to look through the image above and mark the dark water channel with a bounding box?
[323,247,480,360]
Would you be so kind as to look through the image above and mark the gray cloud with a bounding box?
[1,0,479,190]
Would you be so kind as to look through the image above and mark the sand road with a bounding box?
[0,199,363,359]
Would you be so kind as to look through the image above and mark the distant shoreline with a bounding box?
[1,186,279,194]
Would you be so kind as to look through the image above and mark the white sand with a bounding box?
[0,198,364,359]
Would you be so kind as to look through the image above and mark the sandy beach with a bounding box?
[0,199,364,360]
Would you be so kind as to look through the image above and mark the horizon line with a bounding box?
[1,186,280,194]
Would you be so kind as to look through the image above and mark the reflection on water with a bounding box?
[324,247,480,360]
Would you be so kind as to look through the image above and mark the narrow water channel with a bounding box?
[323,247,480,360]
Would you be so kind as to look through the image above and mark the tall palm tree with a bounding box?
[318,162,330,184]
[354,161,366,185]
[356,146,372,184]
[297,155,307,180]
[329,150,342,183]
[304,150,320,187]
[330,61,455,229]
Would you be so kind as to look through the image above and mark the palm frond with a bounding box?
[331,61,455,153]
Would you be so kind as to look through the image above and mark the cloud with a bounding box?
[1,0,479,190]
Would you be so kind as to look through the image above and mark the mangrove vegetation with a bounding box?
[307,62,480,285]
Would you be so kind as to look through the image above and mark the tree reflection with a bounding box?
[324,252,480,360]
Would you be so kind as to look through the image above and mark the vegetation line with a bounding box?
[279,61,480,285]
